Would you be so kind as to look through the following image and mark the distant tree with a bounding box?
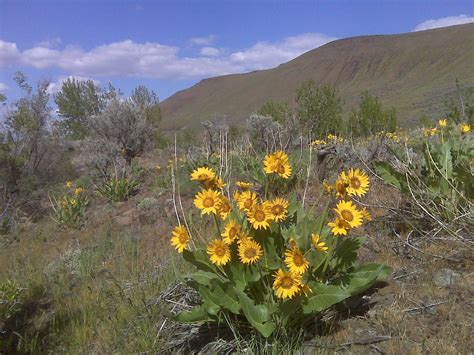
[54,78,103,139]
[295,80,343,137]
[130,85,161,127]
[348,92,397,137]
[257,101,291,124]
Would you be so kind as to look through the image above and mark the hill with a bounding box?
[160,23,474,130]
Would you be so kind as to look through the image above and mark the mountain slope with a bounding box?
[160,24,474,130]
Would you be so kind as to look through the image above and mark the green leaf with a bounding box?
[331,237,363,272]
[183,249,214,272]
[342,263,392,295]
[234,288,276,337]
[198,281,241,314]
[186,270,223,286]
[302,283,351,314]
[174,305,215,322]
[374,161,406,191]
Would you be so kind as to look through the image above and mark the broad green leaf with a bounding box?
[234,288,276,338]
[186,270,223,286]
[198,281,241,314]
[301,283,351,314]
[174,305,214,322]
[331,237,363,272]
[342,263,392,295]
[374,161,406,191]
[183,249,214,272]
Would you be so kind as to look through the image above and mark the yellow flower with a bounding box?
[221,220,241,245]
[311,234,328,252]
[238,238,263,264]
[334,200,363,228]
[207,239,231,265]
[438,119,447,128]
[263,151,292,179]
[190,167,216,182]
[194,189,222,215]
[460,123,471,133]
[70,199,77,206]
[268,197,289,222]
[237,190,257,212]
[284,246,309,274]
[273,269,302,299]
[311,139,327,146]
[236,181,254,189]
[218,196,232,219]
[246,202,273,230]
[335,172,349,198]
[360,207,372,221]
[346,168,369,197]
[323,182,334,193]
[66,181,73,188]
[170,225,190,253]
[74,187,84,196]
[328,217,351,236]
[155,165,161,171]
[204,176,226,190]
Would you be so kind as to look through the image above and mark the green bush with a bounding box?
[96,176,139,202]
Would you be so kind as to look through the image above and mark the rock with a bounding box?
[116,214,133,226]
[433,268,460,287]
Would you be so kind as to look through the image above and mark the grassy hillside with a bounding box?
[160,23,474,130]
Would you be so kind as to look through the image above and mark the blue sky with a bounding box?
[1,0,473,102]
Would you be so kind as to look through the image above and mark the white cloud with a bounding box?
[413,14,474,32]
[189,35,217,46]
[0,33,336,80]
[0,83,8,91]
[200,46,221,57]
[35,37,62,48]
[0,40,20,67]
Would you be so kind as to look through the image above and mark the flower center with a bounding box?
[244,199,253,209]
[229,227,237,238]
[281,276,294,288]
[293,253,304,266]
[203,197,214,208]
[215,246,226,257]
[277,164,286,174]
[272,205,284,216]
[244,248,256,259]
[178,233,188,243]
[341,210,354,222]
[254,210,266,222]
[198,174,209,180]
[337,219,351,229]
[350,177,361,189]
[336,182,347,194]
[221,202,231,212]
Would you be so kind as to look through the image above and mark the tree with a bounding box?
[295,80,343,137]
[90,98,153,166]
[1,72,52,197]
[54,78,103,139]
[348,92,397,137]
[130,85,161,127]
[258,101,291,124]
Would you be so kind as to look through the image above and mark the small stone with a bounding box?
[433,268,460,287]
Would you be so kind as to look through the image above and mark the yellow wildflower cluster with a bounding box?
[327,134,345,143]
[263,151,292,179]
[310,139,327,146]
[325,169,372,236]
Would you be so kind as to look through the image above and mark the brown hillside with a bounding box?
[160,23,474,130]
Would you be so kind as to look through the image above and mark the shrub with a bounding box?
[170,152,390,338]
[0,279,22,322]
[51,182,89,229]
[375,119,473,235]
[96,175,139,202]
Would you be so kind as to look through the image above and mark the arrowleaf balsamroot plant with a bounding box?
[170,151,390,338]
[50,182,89,229]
